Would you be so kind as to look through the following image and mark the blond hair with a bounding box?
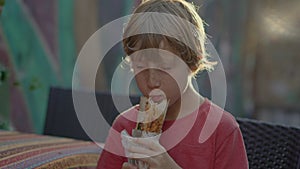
[123,0,216,74]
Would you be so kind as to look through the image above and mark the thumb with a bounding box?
[122,162,137,169]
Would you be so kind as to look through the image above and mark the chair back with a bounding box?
[44,87,139,142]
[237,118,300,169]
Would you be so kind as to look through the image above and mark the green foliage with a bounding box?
[0,121,9,130]
[0,64,7,86]
[0,0,5,6]
[0,63,10,130]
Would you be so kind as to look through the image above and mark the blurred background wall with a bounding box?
[0,0,299,134]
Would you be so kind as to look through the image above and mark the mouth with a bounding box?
[149,95,165,103]
[148,89,166,103]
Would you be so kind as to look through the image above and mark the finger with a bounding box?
[121,133,159,150]
[134,156,157,167]
[128,152,151,159]
[134,137,165,152]
[125,143,158,157]
[122,162,137,169]
[121,136,140,149]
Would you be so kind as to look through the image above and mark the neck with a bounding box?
[165,83,204,121]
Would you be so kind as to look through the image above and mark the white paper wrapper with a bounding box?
[121,130,161,169]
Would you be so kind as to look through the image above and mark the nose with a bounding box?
[147,69,161,89]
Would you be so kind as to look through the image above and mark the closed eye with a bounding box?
[160,64,172,70]
[135,65,145,69]
[161,67,171,70]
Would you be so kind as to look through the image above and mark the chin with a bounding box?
[166,95,181,106]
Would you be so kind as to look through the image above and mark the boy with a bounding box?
[97,0,248,168]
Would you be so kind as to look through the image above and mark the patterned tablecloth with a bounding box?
[0,130,102,169]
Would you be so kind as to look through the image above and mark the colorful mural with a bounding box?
[0,0,299,135]
[0,0,142,133]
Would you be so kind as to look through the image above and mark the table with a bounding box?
[0,130,102,169]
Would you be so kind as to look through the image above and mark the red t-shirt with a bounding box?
[97,99,249,169]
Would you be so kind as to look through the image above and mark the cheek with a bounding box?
[160,74,183,101]
[162,72,189,105]
[164,82,181,105]
[134,73,147,89]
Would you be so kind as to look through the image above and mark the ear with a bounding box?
[186,65,194,76]
[197,55,203,60]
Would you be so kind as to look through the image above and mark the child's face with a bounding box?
[131,41,191,106]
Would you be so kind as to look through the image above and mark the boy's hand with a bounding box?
[122,162,137,169]
[122,137,182,169]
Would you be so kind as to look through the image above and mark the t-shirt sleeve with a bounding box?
[215,119,249,169]
[97,149,126,169]
[96,115,128,169]
[97,108,137,169]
